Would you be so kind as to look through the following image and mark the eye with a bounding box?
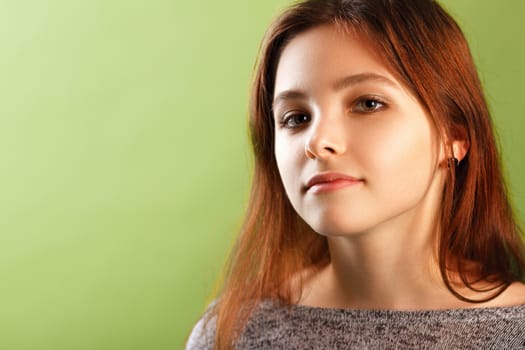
[352,97,386,113]
[280,112,311,129]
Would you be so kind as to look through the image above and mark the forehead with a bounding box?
[274,24,400,97]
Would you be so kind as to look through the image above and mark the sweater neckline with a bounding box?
[260,299,525,321]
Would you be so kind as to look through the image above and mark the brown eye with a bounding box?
[281,113,311,128]
[353,97,386,113]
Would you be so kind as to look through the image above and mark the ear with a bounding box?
[451,138,469,163]
[438,126,469,167]
[450,126,469,163]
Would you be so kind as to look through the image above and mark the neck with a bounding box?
[325,227,446,309]
[299,206,469,310]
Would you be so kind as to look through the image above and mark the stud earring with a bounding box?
[447,157,459,168]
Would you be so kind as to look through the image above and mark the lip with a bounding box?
[305,172,363,194]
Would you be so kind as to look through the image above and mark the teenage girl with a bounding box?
[187,1,525,348]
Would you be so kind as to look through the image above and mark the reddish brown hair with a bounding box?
[207,0,525,348]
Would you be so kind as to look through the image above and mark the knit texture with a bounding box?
[186,300,525,349]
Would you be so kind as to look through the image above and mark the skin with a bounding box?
[273,24,525,310]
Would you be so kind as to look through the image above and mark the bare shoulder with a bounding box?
[492,281,525,307]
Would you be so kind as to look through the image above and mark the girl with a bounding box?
[187,0,525,348]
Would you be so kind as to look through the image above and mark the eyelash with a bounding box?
[278,96,387,129]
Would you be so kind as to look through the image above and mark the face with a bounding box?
[273,25,447,237]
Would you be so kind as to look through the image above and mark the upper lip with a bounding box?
[305,172,362,190]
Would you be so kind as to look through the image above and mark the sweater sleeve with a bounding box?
[185,313,216,350]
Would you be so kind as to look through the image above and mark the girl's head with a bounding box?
[249,0,522,286]
[212,1,524,348]
[252,0,483,225]
[273,23,463,238]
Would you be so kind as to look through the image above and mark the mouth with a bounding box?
[305,172,363,194]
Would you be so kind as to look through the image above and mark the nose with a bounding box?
[305,114,347,160]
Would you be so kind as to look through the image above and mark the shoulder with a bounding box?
[503,281,525,304]
[484,281,525,308]
[185,308,217,350]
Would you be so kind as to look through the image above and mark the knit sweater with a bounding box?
[186,300,525,349]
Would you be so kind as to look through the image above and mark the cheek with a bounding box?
[275,135,305,189]
[353,117,437,190]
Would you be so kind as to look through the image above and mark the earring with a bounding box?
[447,157,459,168]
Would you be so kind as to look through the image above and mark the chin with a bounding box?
[305,216,371,237]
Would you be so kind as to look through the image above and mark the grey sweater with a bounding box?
[186,300,525,349]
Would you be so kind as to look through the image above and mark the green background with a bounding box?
[0,1,523,349]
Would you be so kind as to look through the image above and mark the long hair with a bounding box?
[208,0,525,348]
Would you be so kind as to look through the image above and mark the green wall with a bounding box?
[0,1,523,349]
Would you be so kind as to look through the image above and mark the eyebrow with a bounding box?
[272,72,398,110]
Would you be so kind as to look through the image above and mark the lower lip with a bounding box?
[308,179,362,194]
